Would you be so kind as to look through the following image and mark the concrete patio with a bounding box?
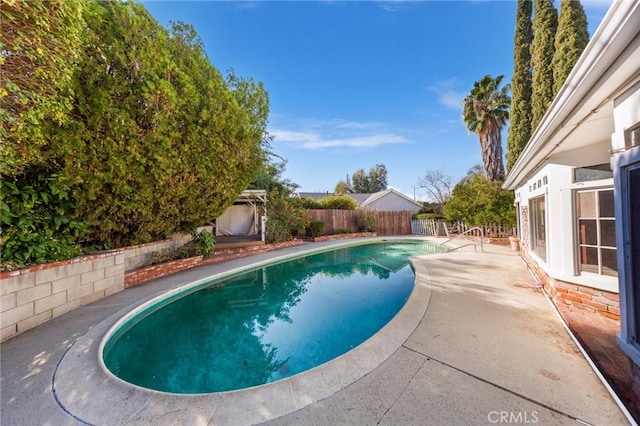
[1,238,634,425]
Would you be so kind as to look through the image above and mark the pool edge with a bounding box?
[53,236,440,424]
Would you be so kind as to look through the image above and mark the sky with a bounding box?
[143,0,613,201]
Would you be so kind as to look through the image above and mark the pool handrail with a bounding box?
[439,226,484,252]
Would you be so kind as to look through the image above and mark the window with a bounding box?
[530,196,546,262]
[625,123,640,149]
[574,164,613,183]
[613,144,640,367]
[576,189,617,276]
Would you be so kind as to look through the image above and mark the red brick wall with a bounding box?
[310,232,376,242]
[124,239,304,287]
[519,249,620,320]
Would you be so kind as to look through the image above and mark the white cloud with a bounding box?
[270,119,410,150]
[427,79,466,110]
[376,1,414,12]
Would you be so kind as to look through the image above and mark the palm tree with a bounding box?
[462,75,511,181]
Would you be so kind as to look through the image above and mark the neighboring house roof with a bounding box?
[504,0,640,190]
[298,192,331,201]
[299,188,422,211]
[347,193,373,205]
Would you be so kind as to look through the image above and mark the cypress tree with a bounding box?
[552,0,589,95]
[507,0,533,172]
[531,0,557,131]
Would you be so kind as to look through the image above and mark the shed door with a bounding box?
[216,205,255,236]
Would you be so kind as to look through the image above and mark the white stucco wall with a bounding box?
[516,162,618,293]
[364,192,421,212]
[612,81,640,149]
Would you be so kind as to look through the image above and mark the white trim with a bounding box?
[613,144,640,366]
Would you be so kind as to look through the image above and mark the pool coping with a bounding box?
[52,237,444,425]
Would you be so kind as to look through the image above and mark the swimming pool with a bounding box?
[101,239,446,394]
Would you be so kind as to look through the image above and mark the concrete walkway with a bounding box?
[0,238,632,425]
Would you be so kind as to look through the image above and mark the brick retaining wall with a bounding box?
[124,239,304,288]
[309,232,376,242]
[1,250,125,341]
[519,247,619,320]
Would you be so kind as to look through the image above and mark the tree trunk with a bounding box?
[480,131,505,181]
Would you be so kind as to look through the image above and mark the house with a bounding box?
[503,0,640,367]
[299,188,423,212]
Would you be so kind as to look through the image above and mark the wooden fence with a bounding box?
[307,210,413,235]
[411,218,438,236]
[444,221,515,238]
[411,219,515,238]
[306,210,514,238]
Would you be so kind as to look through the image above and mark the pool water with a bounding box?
[102,240,445,393]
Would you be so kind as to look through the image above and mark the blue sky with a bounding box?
[143,0,612,200]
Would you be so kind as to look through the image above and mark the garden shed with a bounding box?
[215,190,267,242]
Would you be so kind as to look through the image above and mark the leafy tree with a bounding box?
[61,1,183,246]
[249,154,299,194]
[507,0,533,172]
[368,164,388,192]
[417,169,452,215]
[351,169,370,193]
[62,4,267,247]
[531,0,558,131]
[0,0,86,176]
[462,75,511,182]
[345,164,388,193]
[334,176,351,194]
[2,0,272,268]
[552,0,588,95]
[444,169,516,227]
[265,188,311,243]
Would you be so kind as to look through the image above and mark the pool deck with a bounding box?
[1,237,636,425]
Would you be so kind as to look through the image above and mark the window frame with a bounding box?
[529,195,547,263]
[613,141,640,367]
[574,187,617,277]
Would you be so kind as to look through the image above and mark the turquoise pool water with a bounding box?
[102,239,445,394]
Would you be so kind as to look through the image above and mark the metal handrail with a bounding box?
[446,242,480,252]
[439,226,484,252]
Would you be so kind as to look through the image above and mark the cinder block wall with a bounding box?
[124,226,214,272]
[1,249,124,342]
[123,239,176,272]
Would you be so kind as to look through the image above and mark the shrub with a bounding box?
[192,229,215,258]
[306,220,325,237]
[149,246,194,265]
[413,213,445,220]
[1,169,85,270]
[357,214,376,232]
[266,188,311,243]
[318,195,357,210]
[300,197,322,209]
[336,228,353,234]
[444,173,516,227]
